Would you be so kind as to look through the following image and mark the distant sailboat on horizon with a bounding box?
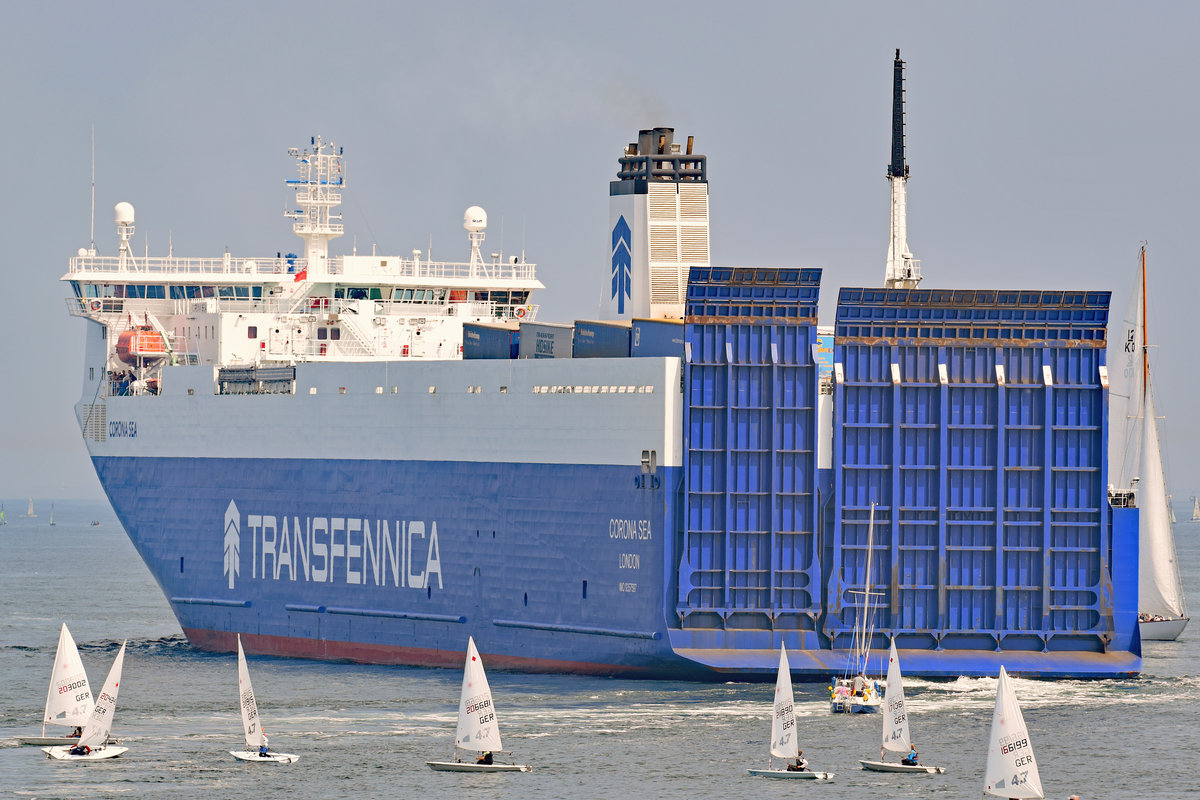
[49,504,55,527]
[21,498,36,518]
[1191,496,1200,522]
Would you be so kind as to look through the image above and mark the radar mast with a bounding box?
[285,136,345,278]
[885,50,921,289]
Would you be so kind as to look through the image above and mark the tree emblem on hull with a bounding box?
[611,216,632,314]
[224,500,240,589]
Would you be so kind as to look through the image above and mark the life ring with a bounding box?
[516,307,527,318]
[89,299,102,312]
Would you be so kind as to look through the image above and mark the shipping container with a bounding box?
[462,322,519,360]
[573,320,632,358]
[631,318,685,357]
[518,321,573,359]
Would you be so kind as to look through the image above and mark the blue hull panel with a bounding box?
[93,454,1140,679]
[94,455,700,677]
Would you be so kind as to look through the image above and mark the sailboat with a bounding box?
[49,504,55,527]
[18,623,94,746]
[982,666,1043,799]
[43,641,129,760]
[230,635,298,763]
[0,504,6,525]
[426,637,531,772]
[747,645,834,780]
[859,638,945,774]
[1191,496,1199,522]
[830,502,883,713]
[1109,246,1189,640]
[22,498,36,518]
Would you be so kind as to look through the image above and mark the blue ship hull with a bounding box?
[95,455,703,677]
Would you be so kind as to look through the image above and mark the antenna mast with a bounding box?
[89,126,96,255]
[884,49,921,288]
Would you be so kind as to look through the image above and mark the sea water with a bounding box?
[2,499,1196,799]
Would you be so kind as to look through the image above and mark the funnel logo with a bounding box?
[611,216,632,314]
[224,500,241,589]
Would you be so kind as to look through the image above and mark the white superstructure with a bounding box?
[64,137,543,400]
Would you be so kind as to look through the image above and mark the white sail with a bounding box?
[1139,388,1187,618]
[769,645,798,760]
[237,636,267,749]
[1192,496,1200,521]
[455,637,502,753]
[78,641,126,749]
[43,623,94,730]
[983,667,1043,799]
[1108,271,1143,491]
[881,638,909,754]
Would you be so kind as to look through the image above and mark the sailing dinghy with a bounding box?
[426,637,531,773]
[982,666,1043,799]
[42,641,129,760]
[19,623,94,746]
[747,645,834,781]
[230,635,298,763]
[859,638,944,774]
[830,502,883,713]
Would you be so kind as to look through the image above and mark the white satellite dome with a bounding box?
[463,206,487,232]
[114,202,135,225]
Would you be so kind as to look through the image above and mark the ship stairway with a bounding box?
[335,317,376,357]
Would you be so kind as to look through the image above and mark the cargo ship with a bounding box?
[65,54,1140,678]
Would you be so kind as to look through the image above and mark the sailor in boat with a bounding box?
[785,751,809,772]
[900,743,919,766]
[476,750,494,765]
[70,727,82,738]
[68,744,91,756]
[258,733,270,758]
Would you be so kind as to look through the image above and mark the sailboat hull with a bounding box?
[42,745,128,760]
[747,768,834,780]
[231,750,299,763]
[18,736,88,746]
[830,697,881,714]
[426,760,532,772]
[859,759,944,774]
[1139,617,1188,641]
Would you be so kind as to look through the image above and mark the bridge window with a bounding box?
[170,285,186,299]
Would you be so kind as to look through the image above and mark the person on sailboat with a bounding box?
[258,732,270,757]
[476,750,493,765]
[901,743,919,766]
[70,726,82,738]
[786,751,809,771]
[68,744,91,756]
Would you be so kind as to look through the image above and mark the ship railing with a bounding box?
[67,253,538,283]
[67,255,307,277]
[328,255,538,282]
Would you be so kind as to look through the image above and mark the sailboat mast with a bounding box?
[1141,245,1149,402]
[859,503,877,672]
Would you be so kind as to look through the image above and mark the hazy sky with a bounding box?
[4,2,1199,501]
